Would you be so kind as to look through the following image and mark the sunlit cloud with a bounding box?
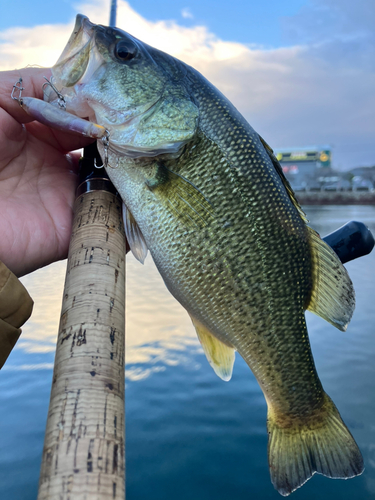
[2,363,54,371]
[16,341,56,353]
[0,23,75,70]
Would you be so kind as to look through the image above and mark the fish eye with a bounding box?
[114,40,137,61]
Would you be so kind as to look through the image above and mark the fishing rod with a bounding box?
[37,2,127,499]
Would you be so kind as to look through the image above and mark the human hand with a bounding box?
[0,68,94,277]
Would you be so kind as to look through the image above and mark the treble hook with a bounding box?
[42,77,66,110]
[94,130,118,169]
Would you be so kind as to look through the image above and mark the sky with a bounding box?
[0,0,374,170]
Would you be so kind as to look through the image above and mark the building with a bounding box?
[274,146,332,190]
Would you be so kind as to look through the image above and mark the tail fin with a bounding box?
[267,394,364,496]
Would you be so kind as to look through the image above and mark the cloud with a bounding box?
[181,8,194,20]
[0,0,374,169]
[0,23,74,69]
[283,0,375,46]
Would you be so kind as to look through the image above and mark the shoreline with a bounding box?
[294,191,375,205]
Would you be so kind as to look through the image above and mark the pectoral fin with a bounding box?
[190,315,235,381]
[146,162,214,230]
[305,226,355,331]
[122,203,149,264]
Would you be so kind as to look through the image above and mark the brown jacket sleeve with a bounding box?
[0,262,33,369]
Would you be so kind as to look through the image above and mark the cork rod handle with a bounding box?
[37,177,126,499]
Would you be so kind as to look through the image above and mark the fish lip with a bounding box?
[52,15,97,88]
[75,14,95,35]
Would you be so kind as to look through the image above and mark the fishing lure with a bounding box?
[12,77,107,140]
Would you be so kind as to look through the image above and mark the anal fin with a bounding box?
[306,226,355,331]
[190,315,235,381]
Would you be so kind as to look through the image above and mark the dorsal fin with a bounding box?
[305,226,355,331]
[258,134,308,224]
[190,315,235,381]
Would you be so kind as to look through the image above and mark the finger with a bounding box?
[0,67,52,124]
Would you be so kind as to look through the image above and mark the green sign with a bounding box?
[276,149,331,167]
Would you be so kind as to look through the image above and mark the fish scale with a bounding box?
[47,14,363,496]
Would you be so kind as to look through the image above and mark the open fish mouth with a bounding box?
[46,15,154,128]
[52,15,96,88]
[44,17,161,155]
[45,14,199,158]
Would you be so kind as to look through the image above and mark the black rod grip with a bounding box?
[323,221,375,264]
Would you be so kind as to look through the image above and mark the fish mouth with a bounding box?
[46,14,196,159]
[44,14,102,115]
[47,15,158,130]
[52,15,96,88]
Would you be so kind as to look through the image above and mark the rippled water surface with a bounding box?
[1,205,375,499]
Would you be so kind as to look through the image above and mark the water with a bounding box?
[1,205,375,499]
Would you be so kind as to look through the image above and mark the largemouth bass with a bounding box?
[46,15,364,495]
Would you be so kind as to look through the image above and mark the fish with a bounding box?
[45,14,364,496]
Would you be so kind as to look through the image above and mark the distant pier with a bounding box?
[295,190,375,205]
